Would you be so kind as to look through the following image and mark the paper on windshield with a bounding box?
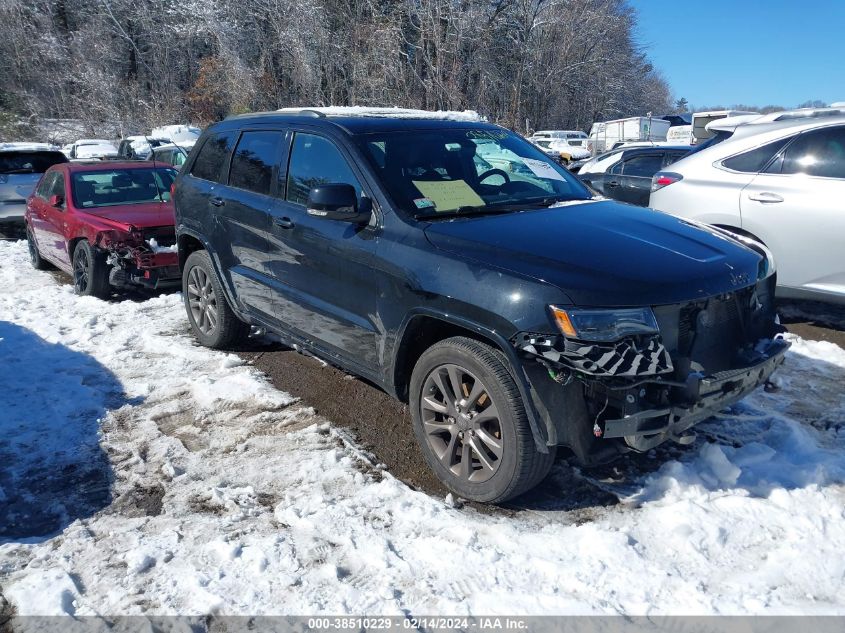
[412,179,485,212]
[521,158,566,181]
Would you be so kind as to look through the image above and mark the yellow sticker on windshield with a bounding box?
[412,179,485,212]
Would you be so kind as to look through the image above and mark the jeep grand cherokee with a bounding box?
[173,108,788,503]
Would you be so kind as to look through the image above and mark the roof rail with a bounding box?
[296,109,327,118]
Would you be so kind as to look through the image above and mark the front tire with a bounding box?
[27,227,50,270]
[72,240,111,299]
[410,336,555,503]
[183,250,250,349]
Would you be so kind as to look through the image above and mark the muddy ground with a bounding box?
[239,299,845,510]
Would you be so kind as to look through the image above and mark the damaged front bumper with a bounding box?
[514,281,790,460]
[98,227,180,290]
[601,337,789,450]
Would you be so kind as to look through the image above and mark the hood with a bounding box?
[423,200,761,307]
[79,202,175,231]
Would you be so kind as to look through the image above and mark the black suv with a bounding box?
[173,109,788,503]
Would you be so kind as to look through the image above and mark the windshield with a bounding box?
[71,167,177,208]
[356,128,591,218]
[0,151,67,174]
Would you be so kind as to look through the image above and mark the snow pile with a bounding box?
[146,237,178,253]
[0,239,844,617]
[277,106,485,122]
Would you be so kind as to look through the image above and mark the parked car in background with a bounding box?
[532,138,591,165]
[117,136,170,160]
[151,124,201,146]
[148,142,194,169]
[66,139,119,160]
[530,130,589,147]
[25,161,180,298]
[578,145,690,205]
[650,116,845,304]
[0,147,68,234]
[173,107,787,503]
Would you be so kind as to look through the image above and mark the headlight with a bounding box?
[549,306,659,342]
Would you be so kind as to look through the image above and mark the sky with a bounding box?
[630,0,845,109]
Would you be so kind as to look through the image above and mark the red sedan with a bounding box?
[25,161,180,299]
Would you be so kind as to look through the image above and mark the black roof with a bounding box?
[213,110,501,135]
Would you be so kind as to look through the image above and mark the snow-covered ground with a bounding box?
[0,238,844,617]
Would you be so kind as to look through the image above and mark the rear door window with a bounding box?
[229,131,284,196]
[775,126,845,179]
[286,133,362,206]
[722,137,791,173]
[621,153,664,177]
[190,132,237,183]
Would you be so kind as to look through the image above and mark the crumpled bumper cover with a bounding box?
[516,333,673,377]
[603,337,790,441]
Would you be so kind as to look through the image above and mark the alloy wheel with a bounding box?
[73,248,90,293]
[187,265,218,336]
[420,363,503,483]
[27,232,38,265]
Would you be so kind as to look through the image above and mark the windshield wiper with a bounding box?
[3,168,37,174]
[415,205,511,220]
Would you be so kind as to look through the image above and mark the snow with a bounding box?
[146,237,178,253]
[0,239,844,616]
[150,125,201,144]
[277,106,485,122]
[0,142,59,152]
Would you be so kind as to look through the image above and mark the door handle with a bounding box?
[210,196,225,207]
[274,217,294,229]
[606,181,620,188]
[748,192,783,203]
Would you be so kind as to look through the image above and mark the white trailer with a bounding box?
[588,117,671,155]
[690,110,757,144]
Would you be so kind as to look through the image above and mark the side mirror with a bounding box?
[49,194,64,208]
[306,184,371,224]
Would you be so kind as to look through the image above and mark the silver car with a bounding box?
[649,115,845,304]
[0,149,68,232]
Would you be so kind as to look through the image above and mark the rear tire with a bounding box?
[27,227,50,270]
[183,250,250,349]
[72,240,111,299]
[410,336,555,503]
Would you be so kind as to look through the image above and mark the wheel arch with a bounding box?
[177,229,245,322]
[391,311,552,453]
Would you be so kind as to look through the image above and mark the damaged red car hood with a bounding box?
[79,202,175,231]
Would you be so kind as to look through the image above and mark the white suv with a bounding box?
[649,115,845,304]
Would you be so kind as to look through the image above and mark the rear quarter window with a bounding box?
[190,132,237,182]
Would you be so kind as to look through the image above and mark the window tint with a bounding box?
[229,131,283,196]
[622,153,664,177]
[0,151,67,174]
[722,137,790,173]
[286,133,362,206]
[190,132,237,182]
[778,127,845,179]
